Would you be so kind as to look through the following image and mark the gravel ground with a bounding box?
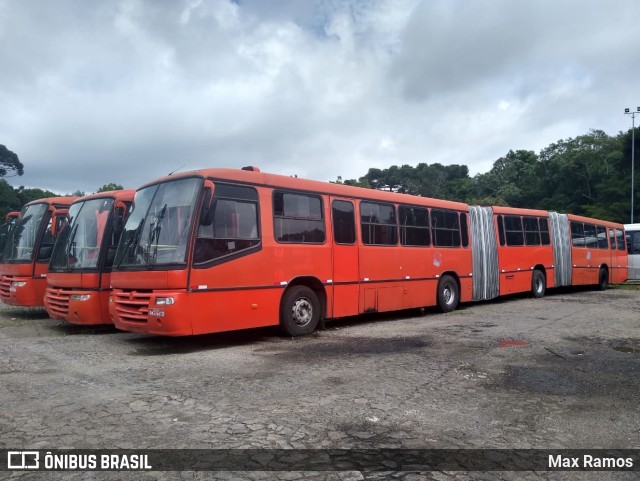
[0,286,639,480]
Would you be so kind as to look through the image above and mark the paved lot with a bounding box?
[1,286,639,480]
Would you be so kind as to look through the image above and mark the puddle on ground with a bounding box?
[613,346,639,354]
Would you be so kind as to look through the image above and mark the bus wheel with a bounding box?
[531,270,546,298]
[598,268,608,291]
[437,275,459,313]
[280,286,320,336]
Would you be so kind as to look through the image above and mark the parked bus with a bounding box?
[44,190,134,325]
[0,197,78,307]
[0,211,21,263]
[625,223,640,280]
[108,167,627,337]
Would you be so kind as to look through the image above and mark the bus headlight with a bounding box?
[70,294,91,301]
[155,297,175,306]
[10,281,27,287]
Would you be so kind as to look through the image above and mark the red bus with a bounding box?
[108,167,627,337]
[1,197,78,307]
[44,190,135,325]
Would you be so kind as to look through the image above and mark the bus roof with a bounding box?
[566,213,624,229]
[24,196,79,210]
[71,190,135,204]
[138,167,471,212]
[624,223,640,231]
[489,206,550,217]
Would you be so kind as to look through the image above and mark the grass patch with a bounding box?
[610,283,640,290]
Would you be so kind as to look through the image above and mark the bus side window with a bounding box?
[504,215,524,246]
[460,212,469,248]
[596,226,608,249]
[609,229,616,250]
[540,217,550,245]
[194,184,260,264]
[571,222,584,247]
[399,205,430,247]
[360,201,397,246]
[332,200,356,245]
[616,229,626,251]
[431,209,460,247]
[497,215,505,246]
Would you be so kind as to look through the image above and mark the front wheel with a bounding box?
[531,270,546,298]
[437,275,459,313]
[280,286,321,336]
[597,268,608,291]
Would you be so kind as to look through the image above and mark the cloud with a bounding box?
[0,0,638,195]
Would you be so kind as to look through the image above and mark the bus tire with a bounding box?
[437,275,459,313]
[280,286,320,337]
[531,270,546,298]
[598,268,608,291]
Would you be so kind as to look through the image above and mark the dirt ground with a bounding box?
[1,285,639,480]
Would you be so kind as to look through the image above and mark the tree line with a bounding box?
[336,128,638,224]
[0,143,123,221]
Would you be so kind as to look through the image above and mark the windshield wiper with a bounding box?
[146,204,167,265]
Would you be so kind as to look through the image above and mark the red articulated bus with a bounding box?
[0,197,78,307]
[44,190,135,325]
[108,167,627,337]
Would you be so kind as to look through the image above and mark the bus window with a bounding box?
[332,200,356,245]
[273,191,325,244]
[195,185,260,264]
[431,209,461,247]
[497,215,505,246]
[399,205,430,247]
[628,231,640,254]
[460,212,469,248]
[616,229,626,250]
[504,215,524,246]
[360,202,397,246]
[609,229,616,250]
[524,217,541,246]
[571,222,584,247]
[540,217,550,245]
[596,226,608,249]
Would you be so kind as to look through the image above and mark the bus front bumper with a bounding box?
[45,287,111,325]
[109,290,192,336]
[0,276,45,307]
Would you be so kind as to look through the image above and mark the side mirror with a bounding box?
[51,209,69,238]
[112,201,128,234]
[199,180,215,226]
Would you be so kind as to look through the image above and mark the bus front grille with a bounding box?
[0,276,13,301]
[114,291,151,323]
[45,288,70,317]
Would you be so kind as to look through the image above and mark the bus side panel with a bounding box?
[358,245,401,313]
[189,289,282,335]
[496,246,553,295]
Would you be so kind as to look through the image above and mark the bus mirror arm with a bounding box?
[200,180,215,226]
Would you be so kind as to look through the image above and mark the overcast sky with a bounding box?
[1,0,639,194]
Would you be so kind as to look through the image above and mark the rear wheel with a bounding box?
[437,275,459,313]
[280,286,321,336]
[597,268,608,291]
[531,270,546,298]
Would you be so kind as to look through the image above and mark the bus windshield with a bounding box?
[2,203,48,262]
[50,198,114,270]
[114,177,201,268]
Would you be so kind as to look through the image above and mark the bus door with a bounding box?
[330,199,359,318]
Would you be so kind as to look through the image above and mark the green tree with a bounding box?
[97,183,124,193]
[0,145,24,178]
